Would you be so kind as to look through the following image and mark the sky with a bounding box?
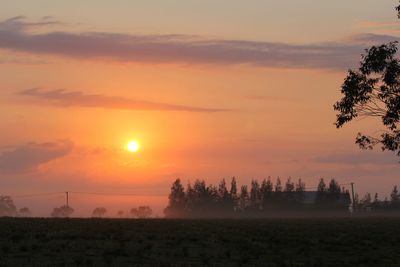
[0,0,399,216]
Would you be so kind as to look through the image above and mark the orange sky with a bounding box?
[0,1,399,216]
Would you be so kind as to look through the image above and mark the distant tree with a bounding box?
[249,180,261,211]
[316,178,327,207]
[275,177,282,192]
[283,177,296,207]
[295,179,306,192]
[370,193,380,210]
[164,178,186,218]
[218,179,231,212]
[206,184,219,215]
[260,177,274,210]
[334,5,400,157]
[328,179,341,194]
[185,182,195,213]
[188,179,216,216]
[390,185,399,202]
[239,185,249,212]
[229,177,238,212]
[0,196,17,217]
[327,179,341,202]
[137,206,153,218]
[353,193,360,210]
[51,205,74,218]
[317,178,327,192]
[284,177,295,193]
[373,193,379,203]
[130,207,139,218]
[117,210,124,218]
[295,178,306,203]
[19,207,31,217]
[92,207,107,218]
[361,193,372,210]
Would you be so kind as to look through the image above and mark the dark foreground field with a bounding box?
[0,217,399,266]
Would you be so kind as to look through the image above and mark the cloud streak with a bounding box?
[1,17,398,70]
[0,139,73,174]
[18,88,226,112]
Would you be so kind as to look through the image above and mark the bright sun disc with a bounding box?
[127,141,140,152]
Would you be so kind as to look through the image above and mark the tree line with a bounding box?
[0,197,153,218]
[50,205,153,218]
[164,177,354,218]
[353,186,400,213]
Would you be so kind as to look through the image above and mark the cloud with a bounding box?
[314,151,399,165]
[17,88,225,112]
[1,17,398,70]
[0,140,73,174]
[349,33,400,45]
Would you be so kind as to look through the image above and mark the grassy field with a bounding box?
[0,217,399,266]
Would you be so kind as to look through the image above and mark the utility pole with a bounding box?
[350,182,355,212]
[66,191,69,207]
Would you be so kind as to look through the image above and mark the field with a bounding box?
[0,217,399,266]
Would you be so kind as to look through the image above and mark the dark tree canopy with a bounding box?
[334,5,400,157]
[51,205,74,218]
[164,177,351,218]
[131,206,153,218]
[92,207,107,218]
[19,207,31,217]
[0,196,17,217]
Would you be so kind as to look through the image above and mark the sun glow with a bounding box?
[127,140,140,152]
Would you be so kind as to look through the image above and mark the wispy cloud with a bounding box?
[1,17,398,70]
[348,33,400,45]
[0,139,73,174]
[17,88,226,112]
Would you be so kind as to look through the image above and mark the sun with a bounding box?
[127,140,140,153]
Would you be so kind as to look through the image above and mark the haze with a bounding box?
[0,0,399,216]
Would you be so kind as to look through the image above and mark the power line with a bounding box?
[11,192,65,198]
[70,191,166,197]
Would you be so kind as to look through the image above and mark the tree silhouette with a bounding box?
[239,185,249,212]
[217,178,232,214]
[390,185,400,210]
[327,179,341,201]
[283,177,296,207]
[51,205,74,218]
[295,178,306,203]
[249,180,261,211]
[131,206,153,218]
[117,210,124,218]
[164,178,186,218]
[0,196,17,217]
[137,206,153,218]
[92,207,107,218]
[164,177,354,217]
[334,5,400,157]
[316,178,327,207]
[130,207,139,217]
[361,193,372,210]
[275,177,282,192]
[229,177,238,212]
[19,207,31,217]
[391,185,399,202]
[261,177,274,211]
